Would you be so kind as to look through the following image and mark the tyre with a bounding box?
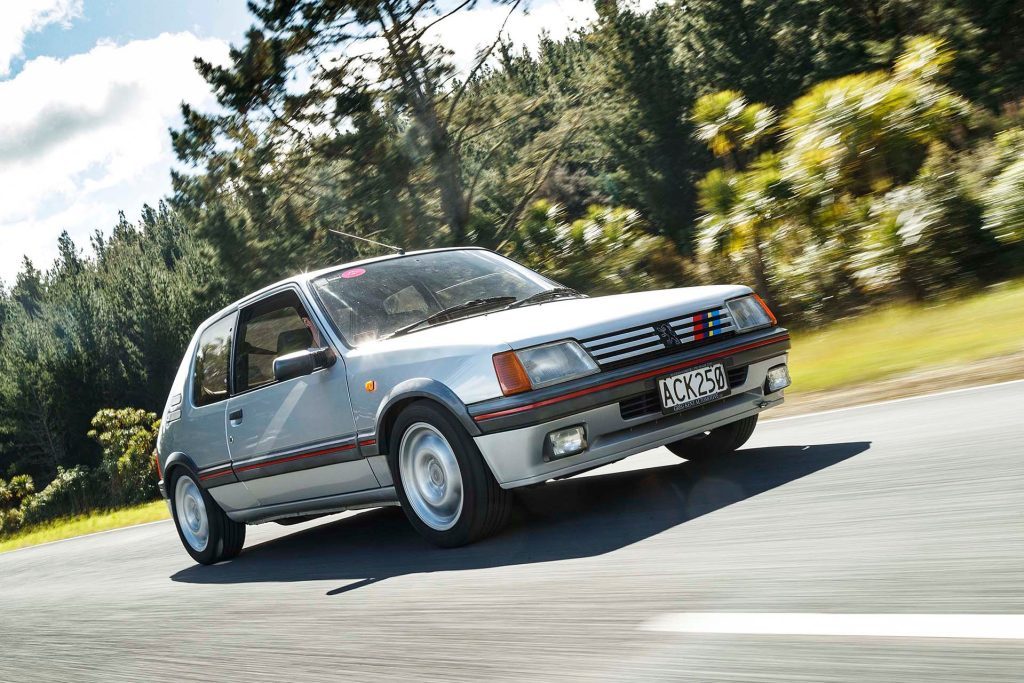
[389,401,512,547]
[665,414,759,461]
[169,469,246,565]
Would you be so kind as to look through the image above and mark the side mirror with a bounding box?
[273,347,336,383]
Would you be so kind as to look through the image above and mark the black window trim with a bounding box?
[230,284,336,398]
[188,310,239,410]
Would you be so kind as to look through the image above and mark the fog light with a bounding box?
[766,364,791,393]
[545,425,587,460]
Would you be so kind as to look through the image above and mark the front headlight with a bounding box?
[517,341,599,388]
[725,294,776,332]
[493,341,599,395]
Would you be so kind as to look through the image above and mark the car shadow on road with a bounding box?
[170,442,870,593]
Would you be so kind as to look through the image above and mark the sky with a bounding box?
[0,0,606,285]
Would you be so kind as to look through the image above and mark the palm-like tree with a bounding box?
[692,90,777,168]
[693,91,780,306]
[696,154,790,308]
[780,37,971,199]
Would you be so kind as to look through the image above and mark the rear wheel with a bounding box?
[169,469,246,565]
[665,414,758,461]
[390,401,511,547]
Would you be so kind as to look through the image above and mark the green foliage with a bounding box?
[87,409,160,506]
[506,201,686,294]
[781,37,971,198]
[693,91,776,160]
[0,475,35,508]
[0,205,224,483]
[982,158,1024,245]
[21,466,102,527]
[856,155,995,299]
[692,36,1010,319]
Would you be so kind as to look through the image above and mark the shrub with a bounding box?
[0,507,25,535]
[982,157,1024,245]
[21,466,102,526]
[87,408,161,506]
[507,201,686,295]
[0,474,35,508]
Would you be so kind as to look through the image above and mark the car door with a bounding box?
[224,286,380,506]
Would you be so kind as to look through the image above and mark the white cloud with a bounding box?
[429,0,598,73]
[0,0,82,75]
[0,32,228,282]
[429,0,664,72]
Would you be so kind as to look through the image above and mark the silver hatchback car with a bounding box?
[157,248,791,564]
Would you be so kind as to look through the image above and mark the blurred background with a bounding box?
[1,0,1023,545]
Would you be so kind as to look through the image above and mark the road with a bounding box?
[2,382,1023,682]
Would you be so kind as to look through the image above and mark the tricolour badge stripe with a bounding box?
[693,311,706,341]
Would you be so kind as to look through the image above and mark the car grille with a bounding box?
[619,365,749,420]
[580,305,735,369]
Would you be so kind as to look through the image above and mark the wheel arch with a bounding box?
[161,451,200,485]
[375,378,480,457]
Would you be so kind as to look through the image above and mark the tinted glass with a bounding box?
[312,250,554,345]
[235,291,317,392]
[192,314,234,407]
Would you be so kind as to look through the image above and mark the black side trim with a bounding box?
[162,452,235,493]
[227,486,399,524]
[197,460,238,488]
[232,436,363,483]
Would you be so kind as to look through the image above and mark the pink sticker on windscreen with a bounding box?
[341,268,366,279]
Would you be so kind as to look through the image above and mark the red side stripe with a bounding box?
[235,442,357,473]
[474,333,790,422]
[358,439,377,447]
[199,468,233,481]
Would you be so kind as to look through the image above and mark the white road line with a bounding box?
[0,518,171,556]
[762,378,1024,423]
[640,613,1024,640]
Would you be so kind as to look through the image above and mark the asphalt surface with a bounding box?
[2,382,1023,682]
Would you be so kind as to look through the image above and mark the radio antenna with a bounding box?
[328,229,405,255]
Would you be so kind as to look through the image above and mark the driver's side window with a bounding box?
[234,290,320,393]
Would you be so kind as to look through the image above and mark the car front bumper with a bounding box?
[470,330,789,488]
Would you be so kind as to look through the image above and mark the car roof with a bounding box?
[195,246,489,332]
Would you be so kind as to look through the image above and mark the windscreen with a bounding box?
[311,250,554,346]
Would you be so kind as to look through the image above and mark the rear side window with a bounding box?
[234,290,319,393]
[192,315,235,407]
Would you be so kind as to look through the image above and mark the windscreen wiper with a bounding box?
[388,296,518,338]
[507,287,583,309]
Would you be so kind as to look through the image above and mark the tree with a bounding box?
[172,0,571,294]
[671,0,885,108]
[780,36,972,198]
[587,3,703,248]
[692,91,781,306]
[506,200,685,294]
[0,206,225,483]
[692,90,776,168]
[694,157,787,309]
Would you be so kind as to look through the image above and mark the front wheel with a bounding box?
[390,401,511,547]
[665,414,758,461]
[169,469,246,565]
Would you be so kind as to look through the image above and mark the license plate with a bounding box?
[658,363,729,413]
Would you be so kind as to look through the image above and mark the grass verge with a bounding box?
[0,500,169,554]
[788,280,1024,394]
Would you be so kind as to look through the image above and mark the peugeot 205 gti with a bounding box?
[156,248,791,564]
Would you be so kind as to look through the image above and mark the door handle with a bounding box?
[229,409,243,422]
